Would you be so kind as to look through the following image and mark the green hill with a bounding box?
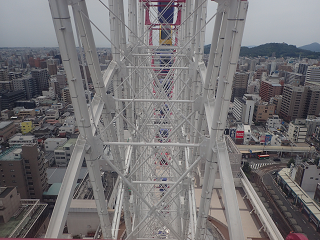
[204,43,320,59]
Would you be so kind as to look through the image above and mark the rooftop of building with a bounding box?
[9,133,35,141]
[0,199,48,238]
[45,138,67,143]
[0,145,22,161]
[46,167,88,184]
[56,138,77,150]
[0,121,13,130]
[43,183,62,196]
[0,187,15,199]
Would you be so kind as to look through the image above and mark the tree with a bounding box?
[287,158,295,168]
[242,162,251,174]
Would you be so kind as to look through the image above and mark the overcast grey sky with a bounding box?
[0,0,319,48]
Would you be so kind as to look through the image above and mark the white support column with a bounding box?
[47,0,112,238]
[196,0,248,239]
[45,137,86,238]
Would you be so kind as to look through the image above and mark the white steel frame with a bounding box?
[46,0,248,239]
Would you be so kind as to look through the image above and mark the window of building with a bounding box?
[310,177,313,179]
[8,163,13,166]
[26,171,31,174]
[11,175,15,178]
[12,180,16,183]
[10,170,14,172]
[25,160,29,163]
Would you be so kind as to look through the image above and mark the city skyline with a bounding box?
[0,0,319,48]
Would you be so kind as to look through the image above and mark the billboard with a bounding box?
[236,131,244,139]
[265,135,272,145]
[230,129,236,138]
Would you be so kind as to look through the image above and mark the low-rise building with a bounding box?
[287,119,307,143]
[8,133,36,146]
[1,109,14,120]
[54,138,77,167]
[266,115,282,131]
[20,121,34,134]
[44,138,67,152]
[0,121,16,143]
[0,187,21,224]
[59,116,76,136]
[0,193,48,238]
[17,109,36,117]
[45,109,59,120]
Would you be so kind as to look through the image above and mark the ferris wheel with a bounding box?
[46,0,248,239]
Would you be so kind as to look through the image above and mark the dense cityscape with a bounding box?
[0,43,320,238]
[0,0,320,239]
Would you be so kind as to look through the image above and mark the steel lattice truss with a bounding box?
[46,0,248,239]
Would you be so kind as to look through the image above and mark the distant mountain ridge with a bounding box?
[204,42,320,59]
[299,42,320,52]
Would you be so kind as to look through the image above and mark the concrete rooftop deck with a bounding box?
[195,187,268,240]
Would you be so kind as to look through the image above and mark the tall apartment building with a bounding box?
[0,69,9,81]
[0,90,25,110]
[62,87,71,104]
[307,87,320,116]
[12,77,38,99]
[280,85,309,122]
[305,66,320,85]
[0,144,48,200]
[231,72,249,102]
[280,85,320,122]
[296,63,308,75]
[259,80,283,102]
[270,95,282,115]
[56,71,68,90]
[31,69,49,93]
[0,80,13,92]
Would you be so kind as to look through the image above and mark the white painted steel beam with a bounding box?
[45,137,86,238]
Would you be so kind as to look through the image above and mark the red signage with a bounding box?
[236,131,244,139]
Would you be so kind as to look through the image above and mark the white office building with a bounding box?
[232,94,255,125]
